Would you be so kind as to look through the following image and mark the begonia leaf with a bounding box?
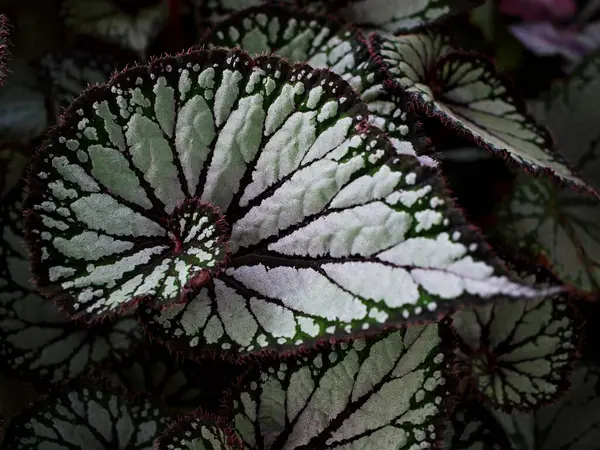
[494,52,600,295]
[0,146,142,384]
[1,377,167,449]
[24,48,557,357]
[370,29,599,197]
[227,323,451,449]
[452,266,579,410]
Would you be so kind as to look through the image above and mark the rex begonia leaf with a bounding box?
[226,323,451,450]
[157,412,243,450]
[370,29,599,197]
[1,377,167,449]
[492,363,600,450]
[106,342,242,413]
[0,14,10,86]
[452,265,579,410]
[61,0,169,56]
[24,47,557,354]
[494,52,600,295]
[442,400,513,450]
[0,59,48,143]
[199,4,435,166]
[0,147,142,384]
[338,0,483,32]
[38,49,133,124]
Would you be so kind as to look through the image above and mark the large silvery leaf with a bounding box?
[24,48,556,350]
[106,343,242,413]
[495,53,600,295]
[339,0,483,32]
[442,400,513,450]
[0,151,142,383]
[228,323,450,450]
[61,0,169,56]
[1,378,167,449]
[0,59,48,142]
[38,49,133,124]
[157,413,243,450]
[370,30,599,196]
[200,4,435,166]
[492,363,600,450]
[452,266,579,410]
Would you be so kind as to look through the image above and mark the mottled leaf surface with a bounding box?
[157,413,243,450]
[0,151,142,383]
[371,30,597,195]
[229,324,450,450]
[38,49,132,123]
[2,379,167,449]
[339,0,483,32]
[25,48,555,353]
[61,0,169,54]
[201,4,435,165]
[495,54,600,294]
[453,266,579,410]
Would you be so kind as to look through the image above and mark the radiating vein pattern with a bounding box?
[157,415,242,450]
[339,0,482,32]
[230,324,449,450]
[61,0,169,54]
[371,30,596,193]
[1,163,141,383]
[201,5,433,165]
[452,269,578,409]
[2,380,167,449]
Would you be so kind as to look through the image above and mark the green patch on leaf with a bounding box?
[452,265,579,410]
[1,377,167,449]
[370,29,598,197]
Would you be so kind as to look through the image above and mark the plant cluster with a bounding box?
[0,0,599,449]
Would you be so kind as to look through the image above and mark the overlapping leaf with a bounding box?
[38,49,133,123]
[106,343,242,413]
[339,0,483,32]
[370,29,598,195]
[61,0,169,55]
[452,266,579,410]
[25,48,557,355]
[492,363,600,450]
[495,52,600,295]
[227,323,451,449]
[0,376,38,441]
[1,378,167,449]
[442,400,513,450]
[157,413,243,450]
[200,4,435,165]
[0,147,142,384]
[0,59,48,142]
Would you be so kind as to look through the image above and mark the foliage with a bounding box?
[0,0,599,449]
